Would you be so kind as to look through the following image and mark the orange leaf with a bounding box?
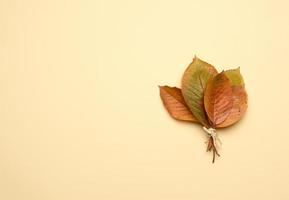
[217,68,248,128]
[159,86,198,122]
[204,72,233,126]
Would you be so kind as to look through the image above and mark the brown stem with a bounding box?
[206,136,220,163]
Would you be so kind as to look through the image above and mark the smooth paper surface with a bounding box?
[1,0,289,199]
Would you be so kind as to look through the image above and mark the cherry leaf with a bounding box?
[181,56,218,127]
[217,68,248,128]
[204,72,233,126]
[159,86,198,122]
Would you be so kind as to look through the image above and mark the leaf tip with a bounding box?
[218,70,226,77]
[158,85,166,93]
[193,54,198,61]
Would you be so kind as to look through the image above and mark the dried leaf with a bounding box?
[217,68,248,128]
[159,86,198,122]
[224,67,244,86]
[181,56,218,127]
[159,56,248,163]
[204,72,233,126]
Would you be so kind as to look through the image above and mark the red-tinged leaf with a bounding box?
[181,56,218,127]
[217,68,248,128]
[159,86,199,122]
[204,72,233,126]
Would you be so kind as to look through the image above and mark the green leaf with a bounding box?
[224,67,244,86]
[181,56,218,127]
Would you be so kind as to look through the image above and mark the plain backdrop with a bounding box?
[1,0,289,199]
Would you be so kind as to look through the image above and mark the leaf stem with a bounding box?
[207,136,220,163]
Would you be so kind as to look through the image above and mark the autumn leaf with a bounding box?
[224,67,244,86]
[217,68,248,128]
[159,86,198,122]
[181,56,218,127]
[204,72,234,126]
[159,56,248,163]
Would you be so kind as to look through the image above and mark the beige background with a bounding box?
[1,0,289,199]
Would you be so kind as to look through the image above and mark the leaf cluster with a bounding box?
[159,56,248,129]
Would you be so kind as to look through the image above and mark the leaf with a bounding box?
[224,67,244,86]
[181,56,218,127]
[159,86,198,122]
[217,68,248,128]
[204,72,234,126]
